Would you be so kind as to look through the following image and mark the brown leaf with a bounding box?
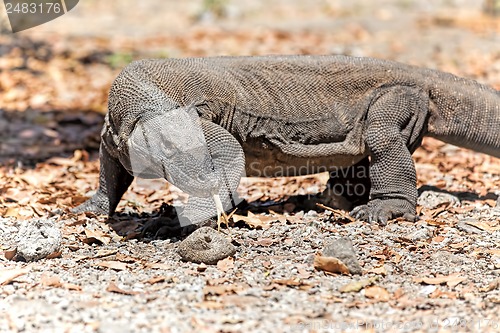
[46,250,63,259]
[4,248,17,260]
[339,278,378,293]
[364,286,391,302]
[83,229,111,245]
[255,238,276,247]
[5,207,20,218]
[429,289,458,299]
[203,284,244,296]
[463,220,500,232]
[63,283,82,291]
[41,274,62,287]
[231,212,273,229]
[273,278,309,288]
[145,276,170,285]
[367,266,387,276]
[106,282,139,295]
[97,261,128,271]
[316,203,356,222]
[313,254,350,275]
[217,257,234,272]
[195,301,225,310]
[0,267,30,285]
[413,273,467,287]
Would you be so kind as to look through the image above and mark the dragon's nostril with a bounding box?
[197,174,207,182]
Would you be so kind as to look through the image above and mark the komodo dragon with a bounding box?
[73,55,500,229]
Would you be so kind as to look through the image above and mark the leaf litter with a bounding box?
[1,0,500,332]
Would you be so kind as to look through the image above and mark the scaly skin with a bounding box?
[73,55,500,228]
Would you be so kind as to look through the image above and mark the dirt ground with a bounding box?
[1,0,500,332]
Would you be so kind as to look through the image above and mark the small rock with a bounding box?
[16,219,62,262]
[408,228,432,242]
[322,237,362,275]
[417,190,460,209]
[177,227,236,264]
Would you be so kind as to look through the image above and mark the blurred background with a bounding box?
[0,0,499,164]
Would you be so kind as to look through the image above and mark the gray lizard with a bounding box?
[73,55,500,227]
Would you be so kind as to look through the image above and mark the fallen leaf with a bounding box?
[4,248,17,260]
[413,273,467,287]
[432,236,445,243]
[115,252,137,263]
[145,276,170,285]
[221,295,261,307]
[106,282,139,295]
[231,212,273,229]
[255,238,276,247]
[217,257,234,272]
[367,266,387,276]
[429,289,458,299]
[5,207,19,218]
[63,283,82,291]
[41,274,62,287]
[97,261,128,271]
[313,254,350,275]
[273,278,309,288]
[46,250,62,259]
[339,277,377,293]
[195,301,225,309]
[0,267,30,285]
[203,284,245,297]
[364,285,391,302]
[83,229,111,245]
[316,203,356,222]
[463,220,500,232]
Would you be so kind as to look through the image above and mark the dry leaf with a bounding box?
[195,301,225,310]
[313,254,350,275]
[367,266,387,276]
[217,257,234,272]
[4,248,17,260]
[364,285,391,302]
[145,276,169,285]
[463,220,500,232]
[339,278,377,293]
[429,289,458,299]
[46,250,63,259]
[97,261,128,271]
[41,274,62,287]
[106,282,139,295]
[413,273,467,287]
[0,267,30,285]
[63,283,82,291]
[273,278,309,288]
[203,284,244,296]
[83,229,111,245]
[231,212,272,229]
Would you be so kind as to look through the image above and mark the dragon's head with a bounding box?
[126,106,221,197]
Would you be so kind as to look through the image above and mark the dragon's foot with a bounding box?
[71,195,109,215]
[350,199,417,225]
